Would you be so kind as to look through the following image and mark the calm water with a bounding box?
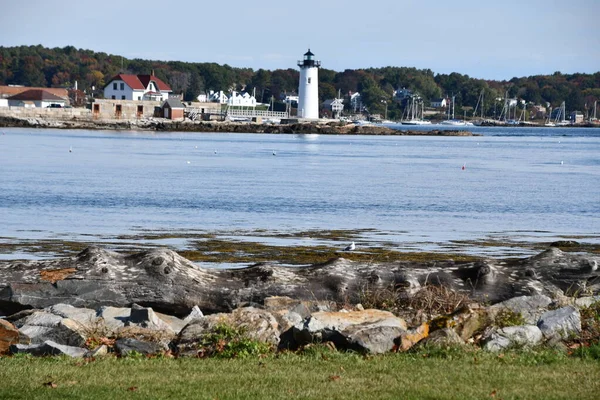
[1,126,599,256]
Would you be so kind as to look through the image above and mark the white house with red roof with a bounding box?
[103,74,172,101]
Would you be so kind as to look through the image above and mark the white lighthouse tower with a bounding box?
[297,49,320,119]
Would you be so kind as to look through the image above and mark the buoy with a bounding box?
[214,150,217,154]
[272,151,276,156]
[69,146,72,153]
[461,163,466,170]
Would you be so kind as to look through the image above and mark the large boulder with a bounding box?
[484,325,543,351]
[293,309,408,353]
[176,307,280,356]
[10,340,88,358]
[126,304,176,334]
[537,306,582,339]
[489,295,552,325]
[14,311,88,347]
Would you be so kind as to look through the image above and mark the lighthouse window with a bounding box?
[307,77,311,84]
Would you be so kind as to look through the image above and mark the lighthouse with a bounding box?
[297,49,320,119]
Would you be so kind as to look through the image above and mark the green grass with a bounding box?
[1,350,598,399]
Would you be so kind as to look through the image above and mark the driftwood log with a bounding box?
[1,246,598,317]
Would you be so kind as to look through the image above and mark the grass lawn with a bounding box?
[0,349,599,400]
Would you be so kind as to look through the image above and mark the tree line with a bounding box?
[1,45,599,119]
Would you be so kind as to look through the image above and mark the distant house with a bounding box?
[0,85,68,108]
[430,98,447,108]
[570,111,584,124]
[321,98,344,119]
[393,88,413,101]
[103,74,172,101]
[162,98,185,120]
[208,90,228,104]
[227,91,257,107]
[349,92,362,113]
[7,89,67,108]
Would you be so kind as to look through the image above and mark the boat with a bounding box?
[401,97,432,125]
[439,95,473,126]
[554,101,570,126]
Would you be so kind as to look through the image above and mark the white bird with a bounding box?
[187,161,191,164]
[214,150,217,154]
[344,241,356,251]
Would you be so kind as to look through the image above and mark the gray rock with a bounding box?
[293,309,407,350]
[114,338,166,356]
[489,295,552,324]
[14,311,63,328]
[574,296,600,308]
[10,340,88,357]
[484,325,543,351]
[96,306,130,332]
[126,304,175,334]
[344,324,406,354]
[182,305,204,323]
[537,306,582,339]
[18,318,87,347]
[176,307,280,356]
[46,304,96,325]
[419,328,465,347]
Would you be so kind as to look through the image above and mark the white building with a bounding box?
[322,98,344,119]
[430,98,447,108]
[349,92,362,112]
[103,74,172,101]
[208,90,228,104]
[227,91,257,107]
[7,89,67,108]
[297,49,320,119]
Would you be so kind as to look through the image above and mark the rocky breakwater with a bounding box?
[0,114,476,136]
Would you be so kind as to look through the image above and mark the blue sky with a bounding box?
[1,0,598,80]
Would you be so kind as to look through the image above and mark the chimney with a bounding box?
[151,69,155,76]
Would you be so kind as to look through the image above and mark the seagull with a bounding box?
[272,150,277,156]
[344,241,356,251]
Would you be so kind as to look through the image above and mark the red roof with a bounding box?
[106,74,171,91]
[138,75,171,91]
[7,89,66,101]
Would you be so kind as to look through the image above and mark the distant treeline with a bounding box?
[1,45,599,119]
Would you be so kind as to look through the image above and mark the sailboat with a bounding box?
[554,101,570,126]
[544,104,556,126]
[401,97,431,125]
[440,95,473,126]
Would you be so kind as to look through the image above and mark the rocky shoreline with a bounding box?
[0,115,476,136]
[1,245,598,358]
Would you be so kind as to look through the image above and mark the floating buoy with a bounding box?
[461,163,466,170]
[272,151,276,156]
[69,146,72,153]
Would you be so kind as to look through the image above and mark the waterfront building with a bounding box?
[7,89,67,108]
[297,49,320,119]
[103,74,172,101]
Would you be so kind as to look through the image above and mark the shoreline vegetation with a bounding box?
[0,115,478,135]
